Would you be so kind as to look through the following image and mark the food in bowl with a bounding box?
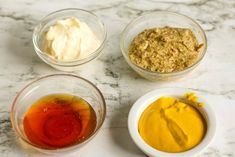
[43,17,100,61]
[33,9,107,71]
[23,93,96,149]
[120,11,207,81]
[10,74,106,154]
[128,88,216,157]
[138,95,207,153]
[129,26,204,73]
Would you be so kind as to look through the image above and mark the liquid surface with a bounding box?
[23,94,96,149]
[138,97,206,153]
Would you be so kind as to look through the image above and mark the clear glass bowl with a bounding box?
[120,11,207,81]
[10,74,106,154]
[33,8,107,71]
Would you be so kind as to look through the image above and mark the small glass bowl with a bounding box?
[10,74,106,154]
[33,8,107,71]
[120,11,207,81]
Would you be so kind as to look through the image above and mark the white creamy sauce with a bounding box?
[43,17,100,61]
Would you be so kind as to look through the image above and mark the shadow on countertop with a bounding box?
[109,103,146,156]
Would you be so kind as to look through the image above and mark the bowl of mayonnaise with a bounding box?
[33,8,107,71]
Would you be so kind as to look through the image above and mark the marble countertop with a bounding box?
[0,0,235,156]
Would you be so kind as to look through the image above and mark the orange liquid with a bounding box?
[23,94,96,149]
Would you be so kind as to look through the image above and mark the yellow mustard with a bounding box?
[138,97,206,153]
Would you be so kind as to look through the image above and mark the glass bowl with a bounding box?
[120,11,207,81]
[10,74,106,154]
[33,8,107,71]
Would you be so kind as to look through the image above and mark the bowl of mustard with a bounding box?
[128,88,216,157]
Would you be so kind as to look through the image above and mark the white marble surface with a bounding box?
[0,0,235,156]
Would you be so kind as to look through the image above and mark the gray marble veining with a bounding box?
[0,0,235,156]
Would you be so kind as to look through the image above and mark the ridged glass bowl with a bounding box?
[120,11,207,81]
[33,8,107,71]
[10,74,106,154]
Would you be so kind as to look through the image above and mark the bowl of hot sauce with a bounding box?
[10,74,106,154]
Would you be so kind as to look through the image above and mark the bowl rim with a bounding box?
[128,88,216,157]
[32,8,107,66]
[10,73,106,152]
[120,11,207,75]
